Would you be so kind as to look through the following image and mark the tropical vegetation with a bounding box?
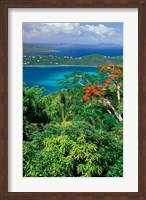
[23,63,123,177]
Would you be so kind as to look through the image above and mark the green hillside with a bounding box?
[23,54,123,66]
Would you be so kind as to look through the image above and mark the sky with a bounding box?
[23,22,123,46]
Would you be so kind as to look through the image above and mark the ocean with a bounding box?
[24,43,123,57]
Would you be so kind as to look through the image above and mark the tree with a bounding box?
[23,83,49,140]
[82,64,123,122]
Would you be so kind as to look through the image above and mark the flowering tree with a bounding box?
[83,64,123,122]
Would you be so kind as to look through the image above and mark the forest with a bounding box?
[23,63,123,177]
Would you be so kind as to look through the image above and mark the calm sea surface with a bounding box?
[24,48,122,57]
[23,66,97,95]
[24,44,123,57]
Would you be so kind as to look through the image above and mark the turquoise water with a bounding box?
[23,66,97,95]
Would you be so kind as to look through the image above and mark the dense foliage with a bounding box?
[23,64,123,177]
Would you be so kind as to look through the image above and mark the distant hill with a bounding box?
[23,43,53,53]
[32,43,122,49]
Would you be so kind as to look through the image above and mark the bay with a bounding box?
[23,66,97,95]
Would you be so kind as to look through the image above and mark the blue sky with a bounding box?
[23,22,123,46]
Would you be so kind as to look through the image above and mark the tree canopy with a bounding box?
[23,64,123,177]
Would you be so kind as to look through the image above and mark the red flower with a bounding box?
[105,79,110,86]
[83,95,90,101]
[109,63,114,67]
[89,86,96,94]
[97,85,102,90]
[99,66,106,72]
[85,92,91,96]
[91,89,96,94]
[94,91,99,95]
[90,86,95,90]
[113,68,121,75]
[85,89,90,94]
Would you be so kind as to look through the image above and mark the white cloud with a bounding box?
[39,23,81,35]
[82,24,114,35]
[23,22,123,45]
